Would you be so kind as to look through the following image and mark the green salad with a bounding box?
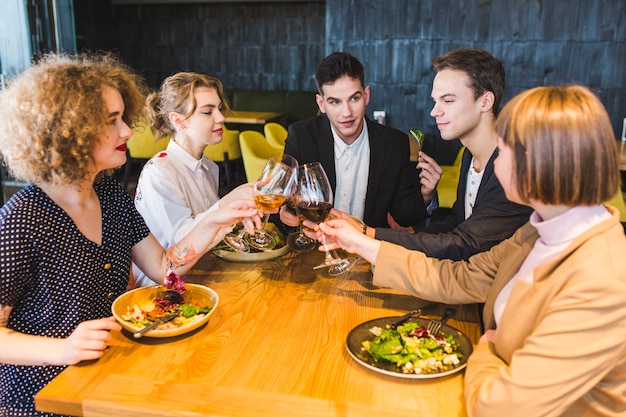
[362,322,463,374]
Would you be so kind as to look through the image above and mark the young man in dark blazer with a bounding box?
[280,52,439,229]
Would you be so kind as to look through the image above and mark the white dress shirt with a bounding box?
[464,157,485,219]
[133,139,220,287]
[332,122,370,220]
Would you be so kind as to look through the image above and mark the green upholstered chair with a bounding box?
[264,122,288,150]
[239,130,282,182]
[123,120,170,189]
[203,126,242,191]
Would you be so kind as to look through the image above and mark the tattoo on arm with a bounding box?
[0,304,13,327]
[165,242,199,270]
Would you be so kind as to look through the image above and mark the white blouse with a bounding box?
[133,140,220,287]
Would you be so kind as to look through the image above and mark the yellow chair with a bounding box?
[606,190,626,222]
[438,146,465,208]
[204,127,242,191]
[239,130,281,182]
[264,122,288,150]
[123,120,170,189]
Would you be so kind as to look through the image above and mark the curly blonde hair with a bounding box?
[145,72,230,140]
[496,85,620,205]
[0,52,147,186]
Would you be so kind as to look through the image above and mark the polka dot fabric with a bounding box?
[0,176,150,416]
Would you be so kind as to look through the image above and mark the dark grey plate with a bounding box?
[346,316,473,379]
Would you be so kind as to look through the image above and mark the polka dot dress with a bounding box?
[0,176,150,416]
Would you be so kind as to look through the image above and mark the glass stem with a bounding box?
[260,212,270,231]
[320,231,336,264]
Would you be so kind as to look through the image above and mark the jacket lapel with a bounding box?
[316,115,338,193]
[364,118,384,221]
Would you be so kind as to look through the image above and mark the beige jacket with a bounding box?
[374,206,626,417]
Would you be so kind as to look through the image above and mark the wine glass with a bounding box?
[294,162,355,275]
[246,153,298,251]
[285,165,317,253]
[224,154,297,253]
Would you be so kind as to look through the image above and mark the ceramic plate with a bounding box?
[212,244,289,262]
[112,284,218,338]
[212,223,289,262]
[346,316,473,379]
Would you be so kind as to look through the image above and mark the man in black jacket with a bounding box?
[280,52,439,229]
[332,48,532,261]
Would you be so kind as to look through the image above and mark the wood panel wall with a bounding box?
[74,0,626,151]
[327,0,626,144]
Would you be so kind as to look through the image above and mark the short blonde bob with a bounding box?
[145,72,230,140]
[0,52,146,186]
[495,85,620,206]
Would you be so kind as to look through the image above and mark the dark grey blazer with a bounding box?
[284,114,428,228]
[376,148,533,260]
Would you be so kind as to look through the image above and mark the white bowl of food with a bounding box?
[111,283,218,338]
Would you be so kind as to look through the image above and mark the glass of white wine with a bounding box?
[247,153,298,250]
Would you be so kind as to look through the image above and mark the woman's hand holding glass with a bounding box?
[317,219,381,266]
[224,153,297,252]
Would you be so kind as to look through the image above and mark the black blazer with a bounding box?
[376,148,533,260]
[284,114,428,228]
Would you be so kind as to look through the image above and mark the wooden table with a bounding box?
[35,249,481,417]
[225,111,284,125]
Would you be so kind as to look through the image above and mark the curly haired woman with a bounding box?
[0,53,258,416]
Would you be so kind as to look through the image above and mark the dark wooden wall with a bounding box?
[75,1,325,91]
[74,0,626,154]
[328,0,626,145]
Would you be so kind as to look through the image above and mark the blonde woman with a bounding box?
[134,72,253,287]
[318,85,626,417]
[0,54,257,416]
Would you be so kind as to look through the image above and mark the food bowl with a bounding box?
[111,283,218,338]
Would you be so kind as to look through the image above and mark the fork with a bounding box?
[427,307,456,335]
[390,303,437,328]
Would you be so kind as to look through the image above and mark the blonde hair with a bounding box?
[0,52,146,186]
[145,72,230,140]
[496,85,619,205]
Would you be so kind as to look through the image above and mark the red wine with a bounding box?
[285,198,297,216]
[296,201,332,224]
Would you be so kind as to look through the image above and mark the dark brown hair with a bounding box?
[433,48,505,114]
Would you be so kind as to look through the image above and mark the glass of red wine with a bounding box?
[285,166,317,253]
[294,162,355,275]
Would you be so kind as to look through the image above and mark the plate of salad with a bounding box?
[212,223,289,262]
[112,283,218,338]
[346,316,473,379]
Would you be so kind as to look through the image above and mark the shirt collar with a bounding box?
[166,139,209,172]
[331,119,368,159]
[529,204,611,246]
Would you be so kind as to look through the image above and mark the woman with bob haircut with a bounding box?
[316,85,626,416]
[133,72,253,288]
[0,53,258,416]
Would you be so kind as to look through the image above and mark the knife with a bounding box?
[390,303,438,328]
[133,310,179,339]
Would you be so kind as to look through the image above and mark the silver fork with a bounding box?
[427,307,456,335]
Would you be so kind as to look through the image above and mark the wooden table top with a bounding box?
[225,111,283,125]
[35,248,481,417]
